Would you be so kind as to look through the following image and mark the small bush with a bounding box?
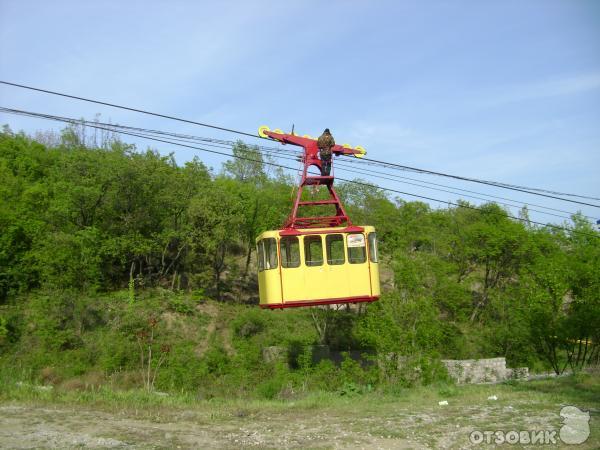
[256,362,293,399]
[256,378,284,399]
[232,311,265,338]
[341,382,373,396]
[167,295,195,315]
[201,347,230,376]
[39,366,61,385]
[60,371,104,391]
[437,383,458,397]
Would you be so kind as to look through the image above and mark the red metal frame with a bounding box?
[264,130,362,229]
[260,130,378,309]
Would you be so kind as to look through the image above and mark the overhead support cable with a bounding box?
[358,156,600,206]
[1,107,597,240]
[332,160,596,220]
[0,80,262,139]
[1,80,598,206]
[1,106,595,223]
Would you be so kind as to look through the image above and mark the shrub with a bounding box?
[232,310,266,338]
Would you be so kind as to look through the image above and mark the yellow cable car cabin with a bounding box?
[257,226,380,308]
[255,126,381,309]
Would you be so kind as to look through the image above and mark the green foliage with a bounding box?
[256,362,291,399]
[233,310,266,338]
[222,141,268,183]
[0,315,8,346]
[1,126,598,398]
[166,293,195,315]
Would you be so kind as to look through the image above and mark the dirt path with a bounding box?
[2,401,596,449]
[1,377,597,449]
[0,404,425,449]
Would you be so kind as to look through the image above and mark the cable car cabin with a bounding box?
[255,127,380,308]
[256,226,380,308]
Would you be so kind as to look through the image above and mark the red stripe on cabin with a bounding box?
[260,295,378,309]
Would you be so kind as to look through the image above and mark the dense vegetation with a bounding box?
[0,125,598,398]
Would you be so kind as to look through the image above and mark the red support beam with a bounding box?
[262,130,355,229]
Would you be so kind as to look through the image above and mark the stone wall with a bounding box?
[441,357,528,384]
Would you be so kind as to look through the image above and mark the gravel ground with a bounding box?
[0,404,425,449]
[1,397,596,449]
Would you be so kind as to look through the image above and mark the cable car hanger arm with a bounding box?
[260,128,366,157]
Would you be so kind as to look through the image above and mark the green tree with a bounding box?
[222,141,267,183]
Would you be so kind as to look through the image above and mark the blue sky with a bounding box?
[1,0,599,225]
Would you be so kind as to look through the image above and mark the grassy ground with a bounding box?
[0,374,597,449]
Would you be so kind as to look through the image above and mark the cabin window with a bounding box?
[263,238,278,270]
[257,240,265,272]
[368,232,378,263]
[281,236,300,268]
[347,233,366,264]
[326,234,345,265]
[304,236,323,267]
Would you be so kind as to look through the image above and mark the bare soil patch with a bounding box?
[1,395,596,449]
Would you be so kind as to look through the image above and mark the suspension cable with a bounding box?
[1,79,598,206]
[1,107,597,239]
[1,106,595,223]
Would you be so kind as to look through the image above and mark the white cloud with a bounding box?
[474,73,600,108]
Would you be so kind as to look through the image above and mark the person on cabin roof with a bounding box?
[317,128,335,176]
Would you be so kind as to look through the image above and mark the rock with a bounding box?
[262,346,286,364]
[35,385,53,391]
